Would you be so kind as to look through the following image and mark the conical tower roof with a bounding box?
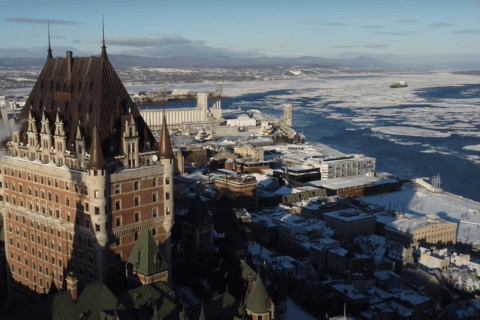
[184,194,212,227]
[158,115,175,159]
[198,301,206,320]
[245,277,269,314]
[126,228,168,276]
[87,124,105,170]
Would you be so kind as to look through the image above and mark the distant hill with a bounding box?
[0,54,389,69]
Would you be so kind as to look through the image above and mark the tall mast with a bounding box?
[47,20,53,59]
[101,14,107,57]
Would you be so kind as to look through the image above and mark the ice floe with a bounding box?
[371,126,451,138]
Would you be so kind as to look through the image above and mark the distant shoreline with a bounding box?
[453,70,480,75]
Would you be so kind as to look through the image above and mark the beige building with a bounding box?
[234,144,264,161]
[384,214,457,248]
[214,175,257,205]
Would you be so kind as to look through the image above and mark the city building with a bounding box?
[226,114,257,127]
[379,213,457,248]
[322,209,376,239]
[0,43,174,293]
[318,155,376,180]
[234,144,265,161]
[214,175,257,206]
[140,93,224,130]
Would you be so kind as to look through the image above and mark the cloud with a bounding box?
[72,40,80,43]
[429,23,454,28]
[373,31,418,36]
[53,36,65,39]
[5,18,82,25]
[359,25,385,29]
[451,28,480,34]
[104,34,263,59]
[363,44,388,49]
[394,19,419,24]
[296,18,348,26]
[0,46,90,58]
[331,45,359,49]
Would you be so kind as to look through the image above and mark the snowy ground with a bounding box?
[361,183,480,245]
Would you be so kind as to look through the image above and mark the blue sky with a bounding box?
[1,0,480,59]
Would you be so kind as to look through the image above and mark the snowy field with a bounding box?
[361,183,480,245]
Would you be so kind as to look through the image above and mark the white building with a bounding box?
[140,93,223,129]
[226,114,257,127]
[318,154,376,180]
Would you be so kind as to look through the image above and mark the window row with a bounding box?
[113,177,169,195]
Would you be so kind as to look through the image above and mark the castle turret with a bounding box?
[245,277,275,320]
[159,115,174,283]
[86,124,108,280]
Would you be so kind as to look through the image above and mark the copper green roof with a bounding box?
[245,277,269,314]
[241,261,256,281]
[186,292,240,320]
[51,282,126,320]
[152,296,179,320]
[117,281,177,319]
[126,228,168,276]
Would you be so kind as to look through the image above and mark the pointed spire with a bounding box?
[199,301,206,320]
[87,120,105,170]
[158,115,174,159]
[101,14,107,58]
[47,20,53,59]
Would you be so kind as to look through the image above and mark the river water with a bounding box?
[144,84,480,202]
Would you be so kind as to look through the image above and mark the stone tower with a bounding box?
[283,104,292,127]
[158,115,175,281]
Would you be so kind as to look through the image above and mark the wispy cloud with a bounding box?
[429,23,454,28]
[359,25,385,29]
[332,45,359,49]
[451,28,480,34]
[72,40,80,43]
[297,18,348,26]
[5,18,82,25]
[53,36,65,39]
[364,44,388,49]
[394,19,419,24]
[104,34,263,58]
[0,46,90,58]
[373,31,419,36]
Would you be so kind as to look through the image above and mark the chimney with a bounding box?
[65,272,78,300]
[66,51,73,78]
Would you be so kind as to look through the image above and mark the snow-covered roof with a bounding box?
[324,208,375,222]
[307,176,380,190]
[331,284,366,300]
